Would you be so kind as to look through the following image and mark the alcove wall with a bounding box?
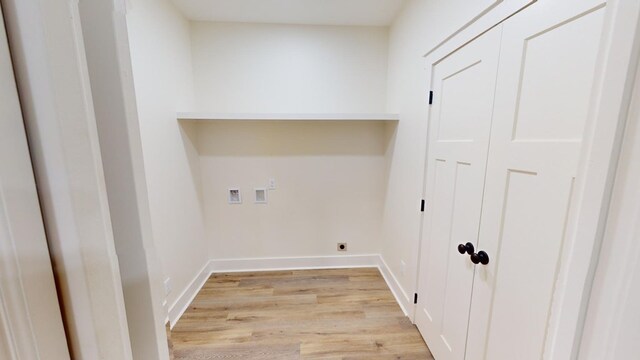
[182,120,396,260]
[127,0,395,316]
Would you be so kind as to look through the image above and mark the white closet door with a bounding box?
[465,1,607,359]
[415,25,502,360]
[0,5,70,360]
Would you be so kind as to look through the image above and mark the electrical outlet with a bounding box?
[228,188,241,204]
[337,243,347,252]
[401,260,406,277]
[164,278,172,296]
[268,178,276,190]
[255,188,267,204]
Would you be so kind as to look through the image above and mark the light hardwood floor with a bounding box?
[171,267,433,359]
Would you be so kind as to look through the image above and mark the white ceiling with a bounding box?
[170,0,406,26]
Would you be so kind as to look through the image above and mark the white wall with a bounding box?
[127,0,209,315]
[190,22,389,113]
[382,0,502,306]
[127,5,393,322]
[195,121,394,260]
[125,0,498,325]
[186,22,394,259]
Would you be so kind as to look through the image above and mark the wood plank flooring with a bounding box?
[171,268,433,359]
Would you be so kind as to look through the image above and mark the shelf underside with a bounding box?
[177,112,399,121]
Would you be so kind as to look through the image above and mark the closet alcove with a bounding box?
[176,113,398,261]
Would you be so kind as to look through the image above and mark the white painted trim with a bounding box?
[422,0,535,60]
[578,53,640,360]
[544,1,640,358]
[377,255,413,318]
[77,1,170,358]
[415,1,640,358]
[422,0,503,57]
[177,112,399,121]
[0,4,69,356]
[415,0,536,337]
[209,254,380,273]
[167,255,412,327]
[167,261,212,328]
[415,0,536,329]
[1,0,134,358]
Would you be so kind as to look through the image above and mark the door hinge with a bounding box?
[428,91,433,105]
[414,293,418,304]
[420,199,425,212]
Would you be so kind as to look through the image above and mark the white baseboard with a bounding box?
[209,254,379,273]
[167,254,415,326]
[167,261,211,328]
[376,255,414,318]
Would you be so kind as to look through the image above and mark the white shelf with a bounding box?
[177,112,399,121]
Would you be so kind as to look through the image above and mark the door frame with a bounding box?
[0,0,136,358]
[414,0,640,358]
[577,50,640,360]
[544,1,640,358]
[0,3,70,359]
[1,0,173,358]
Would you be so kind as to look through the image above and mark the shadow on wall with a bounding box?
[180,120,397,157]
[179,121,205,212]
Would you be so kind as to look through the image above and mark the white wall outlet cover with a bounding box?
[268,178,276,190]
[228,188,241,204]
[255,188,267,204]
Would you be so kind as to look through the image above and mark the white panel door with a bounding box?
[0,5,70,360]
[415,25,502,360]
[465,1,607,359]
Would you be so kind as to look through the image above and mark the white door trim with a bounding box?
[543,0,640,358]
[77,0,171,358]
[577,49,640,360]
[0,3,70,359]
[414,1,538,325]
[422,0,535,59]
[0,0,135,358]
[422,0,536,60]
[415,0,640,358]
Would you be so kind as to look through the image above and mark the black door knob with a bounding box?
[457,242,475,255]
[470,251,490,265]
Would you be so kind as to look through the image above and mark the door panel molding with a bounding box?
[543,0,640,358]
[416,25,503,360]
[465,3,607,358]
[0,192,39,360]
[0,0,135,358]
[417,0,640,359]
[0,3,70,358]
